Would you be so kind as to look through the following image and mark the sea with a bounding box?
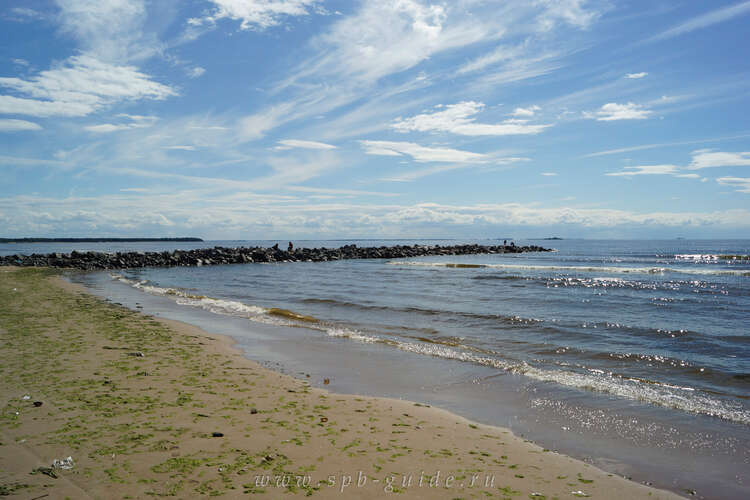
[3,239,748,498]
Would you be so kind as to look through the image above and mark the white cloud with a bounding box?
[688,150,750,169]
[649,1,750,42]
[717,177,750,193]
[360,140,489,163]
[0,55,176,118]
[625,72,648,79]
[0,119,42,132]
[276,139,337,150]
[512,105,541,117]
[193,0,320,30]
[164,145,197,151]
[12,58,30,67]
[392,101,551,136]
[188,66,206,78]
[541,172,557,176]
[587,102,651,121]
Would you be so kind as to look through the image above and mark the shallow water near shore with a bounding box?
[54,238,749,498]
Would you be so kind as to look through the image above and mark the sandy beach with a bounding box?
[0,267,683,499]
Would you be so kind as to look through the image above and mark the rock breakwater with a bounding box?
[0,243,551,270]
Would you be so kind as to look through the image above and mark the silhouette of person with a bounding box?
[288,241,294,252]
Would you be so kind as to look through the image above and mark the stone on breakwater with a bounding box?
[0,243,551,270]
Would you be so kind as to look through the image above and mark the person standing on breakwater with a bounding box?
[288,242,294,252]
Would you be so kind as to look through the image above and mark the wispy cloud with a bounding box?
[56,0,161,63]
[84,114,158,133]
[4,7,44,22]
[582,133,750,157]
[687,150,750,169]
[360,140,489,163]
[717,176,750,193]
[276,139,337,150]
[0,155,64,167]
[0,119,42,132]
[392,101,551,136]
[649,1,750,42]
[586,102,651,121]
[625,72,648,79]
[382,156,528,182]
[535,0,601,31]
[230,1,597,144]
[457,44,525,75]
[606,164,698,178]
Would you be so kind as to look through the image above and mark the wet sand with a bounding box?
[0,267,682,499]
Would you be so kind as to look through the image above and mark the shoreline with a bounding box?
[1,267,682,498]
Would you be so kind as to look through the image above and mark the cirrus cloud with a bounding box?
[360,140,489,163]
[0,119,42,132]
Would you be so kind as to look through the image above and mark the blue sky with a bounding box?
[1,0,749,239]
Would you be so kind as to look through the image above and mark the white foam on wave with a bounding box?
[326,327,379,343]
[388,261,750,277]
[110,273,750,425]
[111,273,288,326]
[675,254,719,262]
[332,330,750,425]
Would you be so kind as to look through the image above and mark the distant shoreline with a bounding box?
[0,237,203,243]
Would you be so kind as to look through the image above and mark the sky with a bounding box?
[1,0,749,239]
